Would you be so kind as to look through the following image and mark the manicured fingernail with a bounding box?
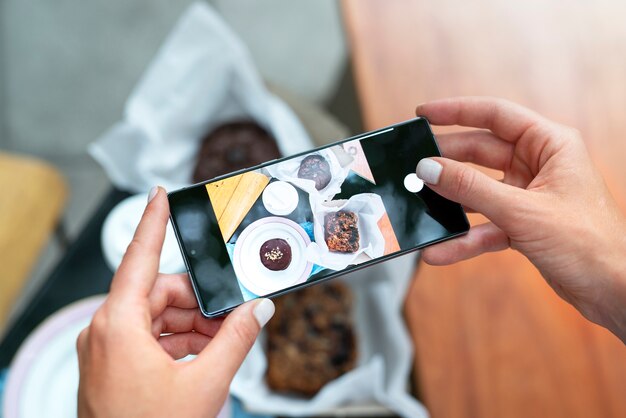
[147,186,159,203]
[253,299,275,328]
[416,158,443,185]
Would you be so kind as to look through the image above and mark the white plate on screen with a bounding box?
[233,217,313,296]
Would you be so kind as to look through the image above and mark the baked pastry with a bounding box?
[297,154,332,190]
[324,211,360,253]
[259,238,292,271]
[193,121,281,182]
[266,281,357,396]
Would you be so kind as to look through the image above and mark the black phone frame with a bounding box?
[168,117,469,317]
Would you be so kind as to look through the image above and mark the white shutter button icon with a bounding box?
[404,173,424,193]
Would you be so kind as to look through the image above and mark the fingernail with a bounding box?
[147,186,159,203]
[253,299,275,328]
[416,158,443,185]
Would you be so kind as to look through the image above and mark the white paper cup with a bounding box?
[262,181,299,216]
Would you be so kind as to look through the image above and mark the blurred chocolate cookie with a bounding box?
[266,281,357,396]
[193,121,281,182]
[297,154,331,190]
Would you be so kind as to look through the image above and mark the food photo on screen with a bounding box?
[203,138,404,301]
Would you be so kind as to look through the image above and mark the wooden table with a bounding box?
[0,152,67,331]
[342,1,626,417]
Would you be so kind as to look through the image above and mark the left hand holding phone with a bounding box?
[76,187,275,418]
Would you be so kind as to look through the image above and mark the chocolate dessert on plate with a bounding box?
[259,238,292,271]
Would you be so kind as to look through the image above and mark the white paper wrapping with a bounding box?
[306,193,386,271]
[88,2,313,192]
[264,147,353,202]
[231,253,428,418]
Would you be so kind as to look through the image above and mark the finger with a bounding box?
[437,130,514,171]
[152,306,224,337]
[421,222,510,265]
[193,299,274,378]
[76,327,89,354]
[417,97,546,143]
[159,332,212,360]
[110,187,169,300]
[416,157,523,226]
[148,273,198,318]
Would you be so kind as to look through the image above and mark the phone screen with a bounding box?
[168,118,469,316]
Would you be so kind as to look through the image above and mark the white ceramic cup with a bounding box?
[262,181,299,216]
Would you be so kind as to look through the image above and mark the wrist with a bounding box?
[597,220,626,343]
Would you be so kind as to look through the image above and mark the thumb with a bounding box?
[195,298,274,378]
[416,157,521,226]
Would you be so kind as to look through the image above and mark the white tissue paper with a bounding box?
[306,193,386,271]
[88,2,313,192]
[231,253,428,418]
[88,2,427,417]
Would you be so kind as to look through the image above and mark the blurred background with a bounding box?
[2,0,626,417]
[0,0,360,317]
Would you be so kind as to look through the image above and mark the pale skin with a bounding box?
[76,187,275,417]
[77,97,626,417]
[416,96,626,343]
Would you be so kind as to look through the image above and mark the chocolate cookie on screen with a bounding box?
[193,121,281,182]
[297,154,331,190]
[259,238,292,271]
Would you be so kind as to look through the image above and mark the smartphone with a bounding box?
[168,117,469,317]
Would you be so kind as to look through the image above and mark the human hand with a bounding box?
[76,187,275,417]
[415,97,626,342]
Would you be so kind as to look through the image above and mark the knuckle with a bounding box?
[89,310,108,334]
[480,231,497,250]
[551,124,583,146]
[76,328,89,350]
[453,166,477,200]
[151,274,168,298]
[563,126,584,144]
[568,127,582,139]
[480,229,508,251]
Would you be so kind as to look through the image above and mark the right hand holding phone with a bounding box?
[415,97,626,343]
